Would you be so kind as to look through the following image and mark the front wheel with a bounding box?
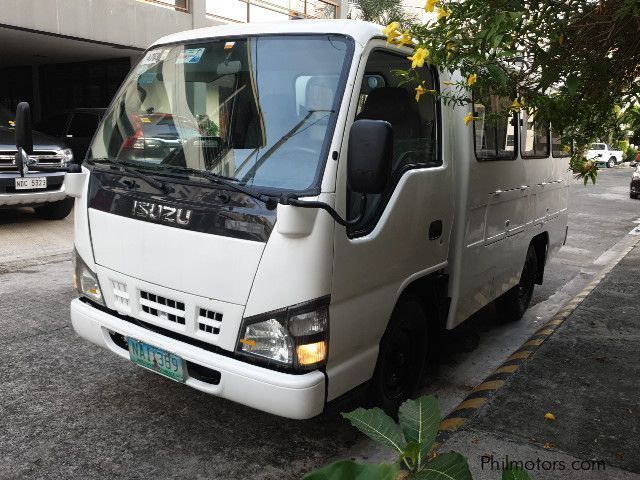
[607,157,616,168]
[369,297,428,416]
[495,244,538,322]
[34,197,74,220]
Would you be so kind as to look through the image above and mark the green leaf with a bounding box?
[502,465,532,480]
[415,453,472,480]
[402,441,422,467]
[398,396,441,467]
[487,64,508,88]
[342,408,407,453]
[303,460,399,480]
[566,74,581,96]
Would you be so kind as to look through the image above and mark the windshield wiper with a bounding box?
[90,158,173,194]
[169,166,278,210]
[239,109,334,184]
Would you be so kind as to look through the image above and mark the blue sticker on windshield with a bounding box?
[138,72,156,85]
[176,48,205,64]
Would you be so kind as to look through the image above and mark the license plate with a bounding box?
[15,177,47,190]
[127,338,185,382]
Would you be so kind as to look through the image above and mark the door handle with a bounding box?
[429,220,443,240]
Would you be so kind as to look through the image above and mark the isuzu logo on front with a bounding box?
[132,200,192,226]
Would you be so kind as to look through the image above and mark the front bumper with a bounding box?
[0,172,67,206]
[70,298,326,419]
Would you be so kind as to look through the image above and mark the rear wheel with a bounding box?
[495,244,538,322]
[34,197,74,220]
[369,297,428,416]
[607,157,616,168]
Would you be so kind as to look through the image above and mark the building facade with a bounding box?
[0,0,346,121]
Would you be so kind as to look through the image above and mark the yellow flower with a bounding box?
[383,22,401,43]
[511,98,523,112]
[415,86,436,102]
[399,31,414,46]
[464,112,479,125]
[437,6,451,20]
[467,73,478,86]
[407,47,430,69]
[544,412,556,421]
[563,145,572,153]
[425,0,438,13]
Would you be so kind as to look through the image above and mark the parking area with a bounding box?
[2,166,640,479]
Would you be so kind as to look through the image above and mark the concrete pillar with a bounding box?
[190,0,208,29]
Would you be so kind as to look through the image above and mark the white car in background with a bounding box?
[586,142,624,168]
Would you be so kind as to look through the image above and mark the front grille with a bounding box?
[111,280,130,311]
[198,308,223,335]
[0,150,66,171]
[140,290,186,325]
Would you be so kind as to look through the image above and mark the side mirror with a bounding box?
[348,119,392,194]
[15,102,33,154]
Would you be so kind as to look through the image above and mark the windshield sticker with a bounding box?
[224,42,235,50]
[176,48,205,64]
[141,49,170,66]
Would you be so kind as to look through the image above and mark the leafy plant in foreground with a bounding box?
[304,395,532,480]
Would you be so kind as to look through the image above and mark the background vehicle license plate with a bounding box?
[15,177,47,190]
[128,338,185,382]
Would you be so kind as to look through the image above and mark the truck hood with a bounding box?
[86,169,275,306]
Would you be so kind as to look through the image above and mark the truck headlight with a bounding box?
[73,250,104,306]
[237,298,329,370]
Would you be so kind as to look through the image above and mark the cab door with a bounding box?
[326,42,453,400]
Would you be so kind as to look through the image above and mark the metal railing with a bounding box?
[206,0,338,23]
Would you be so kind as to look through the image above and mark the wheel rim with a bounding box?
[381,327,416,400]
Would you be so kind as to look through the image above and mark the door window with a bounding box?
[473,93,517,160]
[520,110,549,158]
[347,49,439,237]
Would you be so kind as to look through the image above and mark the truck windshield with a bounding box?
[89,35,352,192]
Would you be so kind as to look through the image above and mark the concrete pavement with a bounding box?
[442,242,640,479]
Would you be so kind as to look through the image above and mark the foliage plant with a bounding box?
[383,0,640,184]
[304,395,532,480]
[348,0,416,26]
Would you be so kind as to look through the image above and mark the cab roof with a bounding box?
[152,19,384,49]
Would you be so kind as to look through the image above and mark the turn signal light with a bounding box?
[296,341,327,366]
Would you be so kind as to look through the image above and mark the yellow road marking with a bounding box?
[495,364,519,374]
[507,350,532,361]
[524,338,545,347]
[455,397,487,410]
[473,379,505,392]
[439,418,465,431]
[536,328,555,336]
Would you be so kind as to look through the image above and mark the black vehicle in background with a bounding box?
[37,108,106,163]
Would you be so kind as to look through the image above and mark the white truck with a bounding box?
[28,20,571,419]
[586,142,624,168]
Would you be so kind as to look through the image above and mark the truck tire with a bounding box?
[34,197,74,220]
[369,296,428,416]
[495,244,537,322]
[607,157,616,168]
